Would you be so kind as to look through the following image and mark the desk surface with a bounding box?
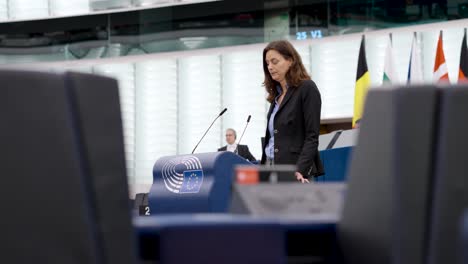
[135,213,338,231]
[135,213,339,262]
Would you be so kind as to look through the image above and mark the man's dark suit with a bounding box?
[260,80,324,178]
[218,145,256,162]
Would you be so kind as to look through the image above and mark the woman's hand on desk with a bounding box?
[295,172,309,183]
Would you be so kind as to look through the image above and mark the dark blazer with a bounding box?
[218,145,256,162]
[260,80,324,178]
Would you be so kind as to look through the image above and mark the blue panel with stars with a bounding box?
[179,170,204,194]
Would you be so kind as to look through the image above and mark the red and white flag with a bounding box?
[433,31,450,83]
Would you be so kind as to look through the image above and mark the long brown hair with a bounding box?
[262,40,311,103]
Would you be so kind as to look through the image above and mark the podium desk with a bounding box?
[148,152,251,214]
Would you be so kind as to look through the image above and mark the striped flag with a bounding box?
[433,31,449,83]
[352,35,371,128]
[459,29,468,83]
[383,34,399,84]
[408,32,424,84]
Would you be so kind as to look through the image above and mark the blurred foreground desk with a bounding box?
[136,214,339,264]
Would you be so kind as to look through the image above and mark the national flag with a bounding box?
[433,30,449,83]
[408,32,424,84]
[383,35,399,84]
[352,35,371,128]
[459,29,468,83]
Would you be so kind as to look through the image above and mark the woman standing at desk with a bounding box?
[260,40,324,183]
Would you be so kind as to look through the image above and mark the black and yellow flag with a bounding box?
[352,35,371,128]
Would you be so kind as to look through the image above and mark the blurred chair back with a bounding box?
[428,87,468,264]
[393,87,439,264]
[0,70,100,264]
[65,72,138,264]
[339,86,439,264]
[458,210,468,264]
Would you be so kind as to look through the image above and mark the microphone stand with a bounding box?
[234,115,251,155]
[191,108,227,154]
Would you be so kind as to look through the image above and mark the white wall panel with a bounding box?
[222,49,266,160]
[295,44,311,75]
[178,55,221,154]
[135,59,178,185]
[310,36,360,119]
[0,0,7,21]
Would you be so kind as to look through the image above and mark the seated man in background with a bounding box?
[218,128,256,162]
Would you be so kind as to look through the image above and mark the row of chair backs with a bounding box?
[4,70,468,264]
[338,85,468,264]
[0,70,137,264]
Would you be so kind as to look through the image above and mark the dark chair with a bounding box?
[458,210,468,264]
[427,87,468,264]
[0,70,140,264]
[65,72,138,264]
[0,70,100,263]
[339,86,439,264]
[392,87,439,264]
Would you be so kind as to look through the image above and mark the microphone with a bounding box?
[219,108,227,116]
[191,108,227,154]
[234,115,251,155]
